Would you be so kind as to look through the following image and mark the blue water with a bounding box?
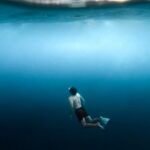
[0,2,150,150]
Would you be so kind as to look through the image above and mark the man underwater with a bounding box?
[68,87,110,129]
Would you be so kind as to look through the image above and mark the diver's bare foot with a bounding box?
[97,122,104,130]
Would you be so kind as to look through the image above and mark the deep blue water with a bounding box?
[0,2,150,150]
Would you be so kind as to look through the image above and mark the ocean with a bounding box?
[0,2,150,150]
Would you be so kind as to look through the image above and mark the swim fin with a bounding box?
[99,116,110,127]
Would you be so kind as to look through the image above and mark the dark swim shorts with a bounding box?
[75,107,89,122]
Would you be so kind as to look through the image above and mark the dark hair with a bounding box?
[69,87,77,95]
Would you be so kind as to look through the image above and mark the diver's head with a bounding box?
[68,87,77,96]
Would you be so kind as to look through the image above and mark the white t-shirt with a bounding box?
[68,93,83,110]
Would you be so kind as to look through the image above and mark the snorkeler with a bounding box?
[68,87,110,129]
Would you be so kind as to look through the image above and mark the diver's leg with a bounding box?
[81,118,101,128]
[86,116,100,123]
[85,116,104,129]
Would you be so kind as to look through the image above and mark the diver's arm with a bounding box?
[68,98,74,118]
